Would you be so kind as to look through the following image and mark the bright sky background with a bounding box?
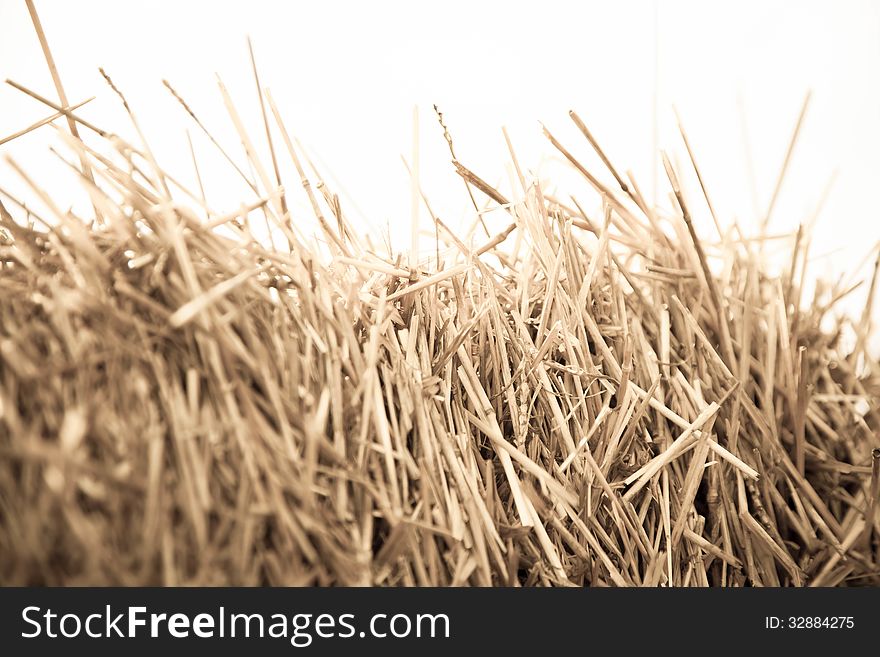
[1,0,879,298]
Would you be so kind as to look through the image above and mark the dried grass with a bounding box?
[1,10,879,586]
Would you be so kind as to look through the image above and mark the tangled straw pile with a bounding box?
[2,40,880,587]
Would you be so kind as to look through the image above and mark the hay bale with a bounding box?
[0,23,878,586]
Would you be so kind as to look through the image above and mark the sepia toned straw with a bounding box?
[0,2,878,587]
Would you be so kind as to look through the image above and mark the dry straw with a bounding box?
[1,3,879,586]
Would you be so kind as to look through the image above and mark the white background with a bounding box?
[1,0,878,304]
